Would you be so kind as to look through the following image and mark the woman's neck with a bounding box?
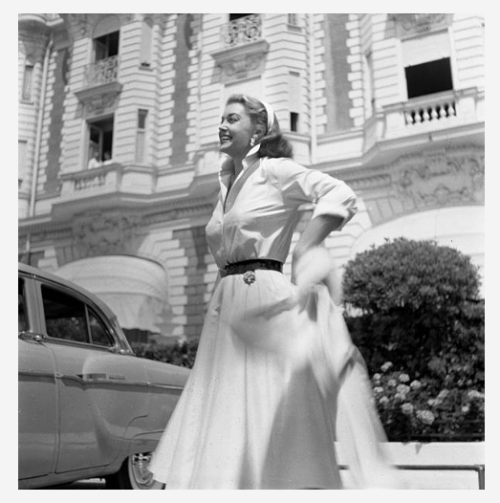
[233,158,244,178]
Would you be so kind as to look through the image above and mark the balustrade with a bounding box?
[221,15,262,48]
[404,100,457,126]
[84,55,119,87]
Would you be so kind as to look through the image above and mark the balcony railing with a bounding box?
[84,56,119,87]
[402,95,457,126]
[221,15,262,48]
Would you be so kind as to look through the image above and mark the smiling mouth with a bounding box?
[219,135,232,144]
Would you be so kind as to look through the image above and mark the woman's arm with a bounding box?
[292,215,343,269]
[292,214,344,304]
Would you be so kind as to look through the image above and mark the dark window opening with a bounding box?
[94,31,120,61]
[405,58,453,100]
[41,285,89,343]
[230,14,253,21]
[88,116,114,165]
[290,112,299,132]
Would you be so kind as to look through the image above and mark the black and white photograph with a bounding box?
[16,9,487,492]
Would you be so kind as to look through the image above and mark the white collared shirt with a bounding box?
[206,151,357,270]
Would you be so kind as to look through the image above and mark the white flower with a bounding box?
[398,373,410,383]
[381,362,393,372]
[410,380,422,390]
[416,410,436,425]
[467,390,483,400]
[387,379,397,388]
[396,384,410,395]
[379,396,389,406]
[372,373,382,382]
[373,386,384,394]
[394,392,406,401]
[401,403,414,415]
[462,405,470,414]
[427,398,438,407]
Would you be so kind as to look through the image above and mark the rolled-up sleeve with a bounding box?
[267,158,357,230]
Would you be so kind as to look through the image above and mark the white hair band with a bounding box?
[261,101,275,134]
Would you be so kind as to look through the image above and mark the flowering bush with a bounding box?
[372,361,484,442]
[343,238,484,441]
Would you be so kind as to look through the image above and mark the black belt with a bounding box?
[221,259,283,277]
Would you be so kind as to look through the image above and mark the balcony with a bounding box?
[212,15,269,83]
[363,87,484,154]
[74,56,122,117]
[84,55,119,88]
[55,162,157,215]
[221,15,262,48]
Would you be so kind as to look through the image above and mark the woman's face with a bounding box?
[219,102,256,159]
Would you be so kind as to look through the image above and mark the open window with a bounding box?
[402,30,453,100]
[229,14,253,21]
[405,58,453,99]
[94,31,119,62]
[87,116,114,166]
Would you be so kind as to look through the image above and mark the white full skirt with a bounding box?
[148,269,399,489]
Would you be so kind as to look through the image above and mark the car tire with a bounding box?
[105,453,165,490]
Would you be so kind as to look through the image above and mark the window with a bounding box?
[140,18,153,66]
[136,109,148,163]
[402,31,453,100]
[288,14,299,26]
[405,58,453,99]
[42,285,88,343]
[88,116,114,167]
[229,14,253,21]
[41,285,114,347]
[288,71,301,132]
[88,309,114,347]
[94,31,119,61]
[18,278,28,333]
[22,64,34,101]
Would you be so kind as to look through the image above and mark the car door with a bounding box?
[18,275,58,480]
[36,280,150,474]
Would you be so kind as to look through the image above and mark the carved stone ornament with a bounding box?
[84,92,119,115]
[392,13,452,38]
[393,150,484,211]
[72,211,141,258]
[211,39,269,84]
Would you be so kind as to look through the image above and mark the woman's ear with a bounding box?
[253,125,264,141]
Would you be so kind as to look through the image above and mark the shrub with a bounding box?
[131,339,199,369]
[343,238,484,441]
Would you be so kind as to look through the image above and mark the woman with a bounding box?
[149,94,399,489]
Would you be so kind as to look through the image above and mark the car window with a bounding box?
[41,285,89,343]
[18,278,28,333]
[88,308,114,347]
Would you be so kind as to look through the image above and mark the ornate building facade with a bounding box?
[18,13,485,342]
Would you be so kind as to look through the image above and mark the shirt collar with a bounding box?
[219,144,261,176]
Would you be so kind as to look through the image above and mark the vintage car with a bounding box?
[18,263,190,489]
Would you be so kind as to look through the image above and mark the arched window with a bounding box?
[92,15,121,62]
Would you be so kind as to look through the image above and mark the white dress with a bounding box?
[149,147,399,489]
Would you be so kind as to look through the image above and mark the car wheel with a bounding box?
[105,453,165,490]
